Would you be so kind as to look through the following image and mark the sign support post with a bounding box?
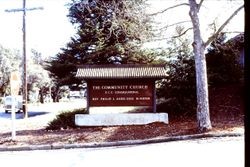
[11,98,16,140]
[10,71,20,141]
[153,81,157,113]
[86,84,90,114]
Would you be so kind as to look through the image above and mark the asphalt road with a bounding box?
[0,136,244,167]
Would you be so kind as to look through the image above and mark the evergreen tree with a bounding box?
[47,0,153,89]
[206,33,244,85]
[157,29,196,116]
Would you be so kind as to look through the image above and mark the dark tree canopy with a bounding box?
[47,0,154,88]
[206,33,244,85]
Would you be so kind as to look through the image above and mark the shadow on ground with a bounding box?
[0,111,50,120]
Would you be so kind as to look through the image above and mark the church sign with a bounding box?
[88,79,153,106]
[76,64,167,113]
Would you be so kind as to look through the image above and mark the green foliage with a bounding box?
[0,97,3,105]
[156,99,196,120]
[206,33,244,86]
[157,35,196,115]
[46,108,87,130]
[28,52,53,102]
[157,54,196,115]
[0,45,21,96]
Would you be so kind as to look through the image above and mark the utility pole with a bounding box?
[5,0,43,119]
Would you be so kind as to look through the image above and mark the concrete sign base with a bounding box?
[75,113,168,126]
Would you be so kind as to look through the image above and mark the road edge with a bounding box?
[0,131,244,152]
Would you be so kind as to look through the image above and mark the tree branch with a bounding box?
[150,27,193,41]
[223,31,244,34]
[155,20,191,31]
[148,3,189,16]
[197,0,205,12]
[204,4,244,47]
[172,27,193,38]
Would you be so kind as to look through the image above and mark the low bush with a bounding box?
[157,54,197,117]
[46,108,87,130]
[156,98,196,120]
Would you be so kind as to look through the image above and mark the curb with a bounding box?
[0,132,244,152]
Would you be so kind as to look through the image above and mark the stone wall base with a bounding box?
[75,113,168,126]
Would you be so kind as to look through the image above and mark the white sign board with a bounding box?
[10,71,20,96]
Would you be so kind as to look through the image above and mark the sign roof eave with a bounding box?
[76,64,167,79]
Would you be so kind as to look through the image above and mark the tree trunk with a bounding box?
[51,86,60,102]
[39,89,44,104]
[189,0,212,132]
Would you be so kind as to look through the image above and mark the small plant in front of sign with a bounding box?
[46,108,87,130]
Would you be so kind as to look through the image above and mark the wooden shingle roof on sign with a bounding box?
[76,64,167,79]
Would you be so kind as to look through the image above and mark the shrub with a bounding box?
[46,108,87,130]
[157,54,197,116]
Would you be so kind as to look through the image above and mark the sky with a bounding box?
[145,0,244,48]
[0,0,75,57]
[0,0,244,58]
